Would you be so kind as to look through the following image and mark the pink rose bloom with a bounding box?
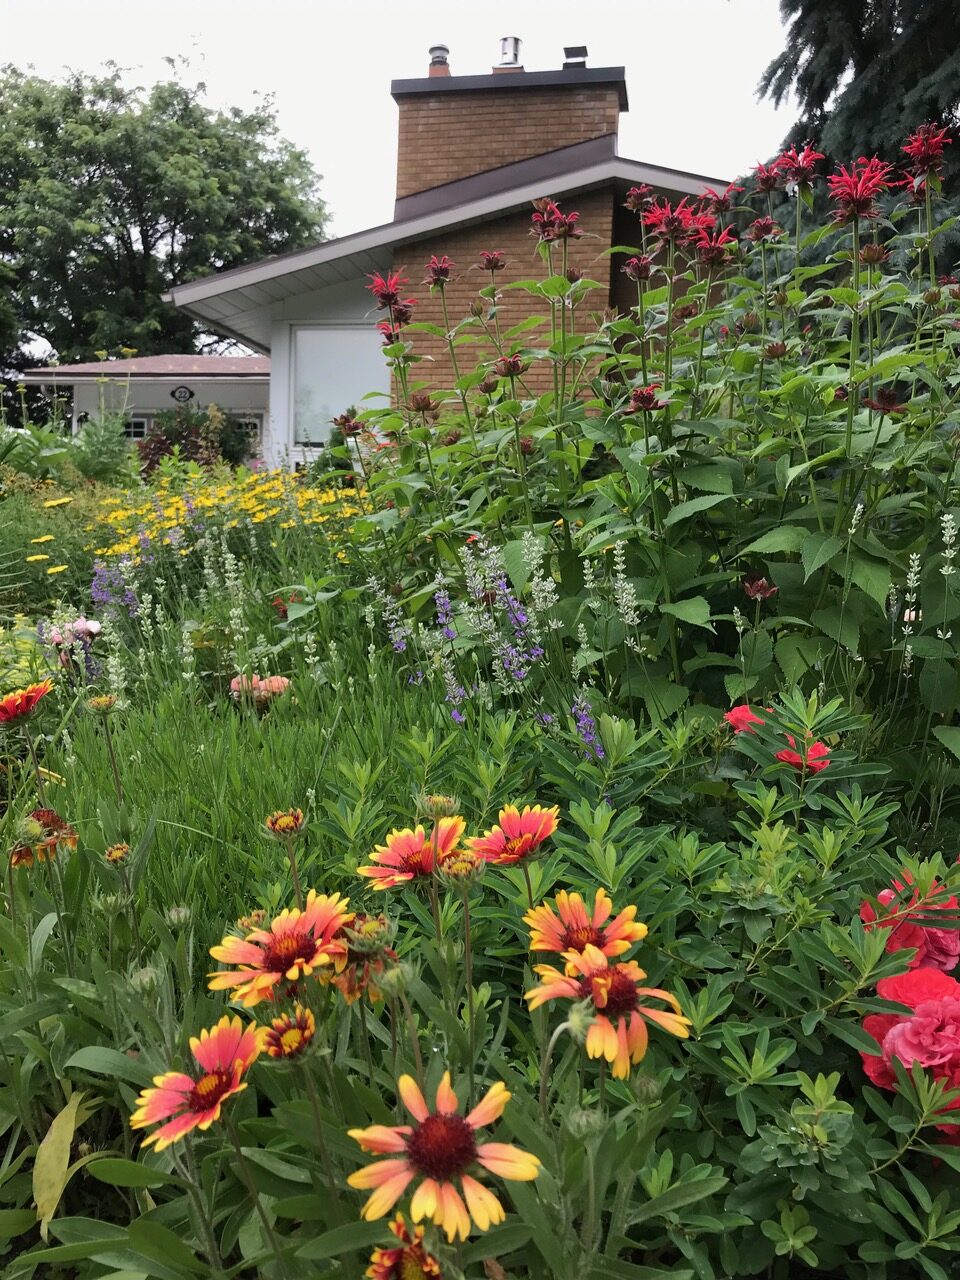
[861,875,960,973]
[230,674,261,697]
[229,674,290,705]
[71,617,101,641]
[258,676,290,696]
[882,999,960,1070]
[775,735,830,773]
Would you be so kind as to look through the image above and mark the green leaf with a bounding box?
[741,526,810,555]
[462,1221,533,1262]
[681,465,734,495]
[801,533,843,582]
[663,493,732,527]
[296,1219,390,1259]
[87,1158,188,1189]
[934,726,960,762]
[661,596,714,631]
[34,1091,85,1241]
[0,1208,37,1240]
[627,1175,729,1225]
[65,1047,154,1087]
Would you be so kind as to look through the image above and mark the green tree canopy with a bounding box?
[0,64,327,376]
[760,0,960,165]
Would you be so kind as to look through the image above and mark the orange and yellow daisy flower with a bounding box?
[263,1005,316,1059]
[525,944,691,1079]
[130,1015,262,1150]
[358,817,465,890]
[367,1214,441,1279]
[208,890,352,1006]
[348,1072,540,1242]
[0,679,53,725]
[466,804,559,866]
[524,887,647,965]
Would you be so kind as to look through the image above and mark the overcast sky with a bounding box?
[3,0,796,237]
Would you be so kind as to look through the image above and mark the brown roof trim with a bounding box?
[391,66,628,111]
[394,135,618,221]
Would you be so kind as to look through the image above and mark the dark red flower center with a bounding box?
[401,844,431,876]
[263,930,318,973]
[562,924,604,952]
[584,967,639,1018]
[405,1113,477,1180]
[189,1070,233,1113]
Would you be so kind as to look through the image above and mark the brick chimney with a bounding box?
[392,42,627,200]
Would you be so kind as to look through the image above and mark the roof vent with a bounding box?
[498,36,522,68]
[428,44,451,77]
[563,45,588,70]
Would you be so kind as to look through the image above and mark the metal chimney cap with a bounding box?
[564,45,588,59]
[498,36,522,67]
[429,44,450,64]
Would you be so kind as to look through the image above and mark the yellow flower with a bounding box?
[46,566,68,575]
[30,536,54,544]
[26,555,50,563]
[43,497,73,508]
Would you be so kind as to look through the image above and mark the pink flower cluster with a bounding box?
[861,969,960,1138]
[861,874,960,973]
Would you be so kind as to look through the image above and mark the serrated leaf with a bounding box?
[801,533,843,582]
[661,596,714,631]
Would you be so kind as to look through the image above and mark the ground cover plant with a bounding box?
[0,127,959,1279]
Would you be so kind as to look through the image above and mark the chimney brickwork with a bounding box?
[395,84,622,198]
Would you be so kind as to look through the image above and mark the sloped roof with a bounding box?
[21,354,270,382]
[167,147,729,352]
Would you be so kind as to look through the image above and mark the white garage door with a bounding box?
[292,326,388,446]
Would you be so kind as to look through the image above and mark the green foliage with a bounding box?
[0,63,326,380]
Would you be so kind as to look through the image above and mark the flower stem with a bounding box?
[283,837,303,911]
[399,989,424,1087]
[225,1118,292,1279]
[299,1065,340,1214]
[22,725,46,805]
[103,719,124,807]
[538,1021,570,1123]
[179,1138,227,1280]
[521,862,535,911]
[463,891,476,1106]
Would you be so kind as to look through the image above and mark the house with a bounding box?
[19,354,270,448]
[167,39,727,468]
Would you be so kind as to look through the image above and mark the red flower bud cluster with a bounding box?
[493,355,527,378]
[478,250,506,272]
[530,198,582,242]
[826,156,894,224]
[628,383,666,412]
[423,255,454,287]
[621,255,654,282]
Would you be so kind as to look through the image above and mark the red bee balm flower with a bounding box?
[623,184,654,212]
[745,216,782,243]
[478,250,506,272]
[621,254,654,282]
[752,161,781,193]
[860,874,960,973]
[629,384,667,412]
[0,679,53,724]
[530,199,581,242]
[367,271,411,310]
[902,124,951,177]
[742,574,778,600]
[525,945,691,1079]
[643,198,713,243]
[701,182,744,214]
[695,226,737,266]
[348,1072,540,1241]
[367,1214,441,1279]
[774,144,825,190]
[467,804,559,867]
[826,157,894,223]
[524,887,647,961]
[129,1016,262,1150]
[358,817,466,889]
[493,355,527,378]
[775,735,830,773]
[208,891,352,1005]
[424,255,454,286]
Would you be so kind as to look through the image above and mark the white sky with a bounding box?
[2,0,796,238]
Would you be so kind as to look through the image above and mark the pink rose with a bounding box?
[882,999,960,1069]
[861,874,960,973]
[724,705,765,734]
[258,676,290,696]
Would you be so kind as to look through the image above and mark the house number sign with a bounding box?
[171,385,195,403]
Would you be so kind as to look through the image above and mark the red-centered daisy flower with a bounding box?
[367,1213,441,1279]
[208,890,352,1006]
[752,161,781,193]
[263,1005,316,1059]
[467,804,559,867]
[724,705,765,734]
[701,182,744,214]
[695,226,738,267]
[348,1072,540,1242]
[775,735,830,773]
[0,679,54,725]
[358,817,466,890]
[902,124,952,177]
[826,156,894,224]
[129,1016,262,1151]
[774,144,825,190]
[525,945,691,1079]
[30,808,78,852]
[524,887,648,962]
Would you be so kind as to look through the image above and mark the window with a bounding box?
[293,326,387,446]
[236,415,263,445]
[125,417,149,440]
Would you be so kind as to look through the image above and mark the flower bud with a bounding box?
[439,849,486,890]
[470,300,485,318]
[631,1071,663,1104]
[343,913,397,954]
[129,965,161,995]
[105,842,130,865]
[86,694,118,716]
[166,904,191,929]
[564,1105,607,1140]
[923,287,942,305]
[418,792,460,819]
[763,341,788,359]
[566,998,598,1044]
[376,961,414,998]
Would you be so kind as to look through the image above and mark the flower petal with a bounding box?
[475,1142,541,1181]
[347,1124,411,1153]
[434,1071,459,1115]
[398,1074,430,1122]
[466,1081,510,1130]
[461,1174,505,1232]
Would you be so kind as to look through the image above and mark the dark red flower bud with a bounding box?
[408,392,440,419]
[860,241,891,265]
[493,355,527,378]
[565,267,583,284]
[623,184,654,212]
[478,375,499,394]
[740,311,760,332]
[674,302,699,321]
[745,216,782,243]
[331,410,362,437]
[621,255,653,282]
[923,287,942,305]
[518,436,536,456]
[479,249,506,271]
[440,429,462,446]
[423,255,454,286]
[531,198,582,242]
[742,574,779,600]
[764,341,788,359]
[629,383,666,412]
